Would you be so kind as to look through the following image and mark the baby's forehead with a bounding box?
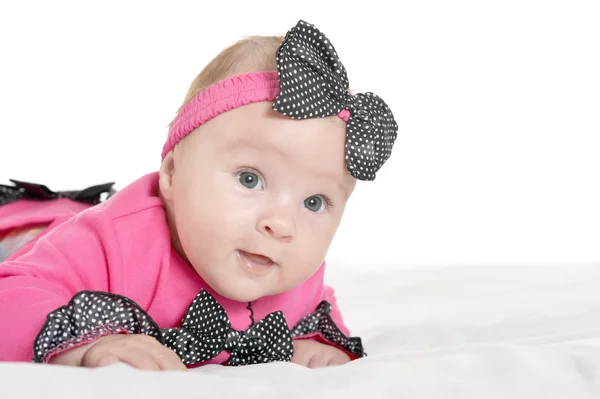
[211,103,343,144]
[224,116,344,156]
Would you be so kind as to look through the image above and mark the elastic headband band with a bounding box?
[162,71,350,160]
[162,20,398,181]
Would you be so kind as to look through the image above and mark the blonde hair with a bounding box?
[171,35,284,124]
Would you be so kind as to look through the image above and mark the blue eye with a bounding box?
[237,171,263,190]
[303,195,326,212]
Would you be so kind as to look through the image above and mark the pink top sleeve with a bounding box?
[0,209,116,361]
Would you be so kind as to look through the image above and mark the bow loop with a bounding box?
[274,20,349,119]
[179,290,231,334]
[272,20,398,181]
[344,91,397,180]
[161,290,231,364]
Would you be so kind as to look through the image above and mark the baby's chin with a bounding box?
[208,279,275,303]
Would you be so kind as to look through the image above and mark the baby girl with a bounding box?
[0,20,397,370]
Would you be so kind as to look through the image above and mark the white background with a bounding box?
[1,0,598,267]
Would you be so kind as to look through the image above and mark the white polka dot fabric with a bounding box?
[273,20,398,181]
[32,289,365,366]
[291,300,366,358]
[33,291,163,363]
[161,290,293,366]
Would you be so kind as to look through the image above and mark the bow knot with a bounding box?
[224,328,241,350]
[161,290,293,366]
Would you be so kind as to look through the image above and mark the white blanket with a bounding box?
[2,263,600,398]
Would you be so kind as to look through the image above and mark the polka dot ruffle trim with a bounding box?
[32,290,363,366]
[32,291,162,363]
[33,289,294,367]
[291,300,366,358]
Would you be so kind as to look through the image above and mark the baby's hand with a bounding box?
[290,339,351,368]
[49,334,187,371]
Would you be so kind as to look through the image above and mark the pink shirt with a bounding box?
[0,172,358,364]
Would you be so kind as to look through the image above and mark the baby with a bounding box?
[0,20,397,370]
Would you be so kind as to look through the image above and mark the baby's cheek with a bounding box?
[290,252,325,286]
[307,223,336,259]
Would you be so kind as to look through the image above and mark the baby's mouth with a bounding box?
[237,250,275,275]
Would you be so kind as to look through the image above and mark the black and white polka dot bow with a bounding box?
[161,290,293,366]
[272,20,398,181]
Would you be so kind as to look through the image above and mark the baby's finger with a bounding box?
[134,335,188,371]
[307,355,328,369]
[290,352,310,367]
[92,354,121,368]
[327,354,350,367]
[117,348,161,371]
[150,347,188,371]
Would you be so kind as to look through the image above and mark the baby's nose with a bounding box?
[257,215,295,241]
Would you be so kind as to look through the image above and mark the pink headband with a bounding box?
[162,20,398,181]
[161,71,350,159]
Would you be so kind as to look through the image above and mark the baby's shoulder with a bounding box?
[72,171,169,244]
[98,172,164,220]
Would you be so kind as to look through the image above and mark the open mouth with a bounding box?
[237,250,275,275]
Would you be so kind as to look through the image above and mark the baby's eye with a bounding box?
[237,171,263,190]
[303,195,327,213]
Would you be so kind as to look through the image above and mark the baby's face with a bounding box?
[161,102,356,302]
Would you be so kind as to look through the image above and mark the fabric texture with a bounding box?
[33,291,163,363]
[290,300,365,358]
[160,289,294,366]
[273,20,398,181]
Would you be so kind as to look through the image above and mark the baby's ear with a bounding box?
[158,151,176,201]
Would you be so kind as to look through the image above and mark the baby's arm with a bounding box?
[0,213,114,361]
[0,210,159,363]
